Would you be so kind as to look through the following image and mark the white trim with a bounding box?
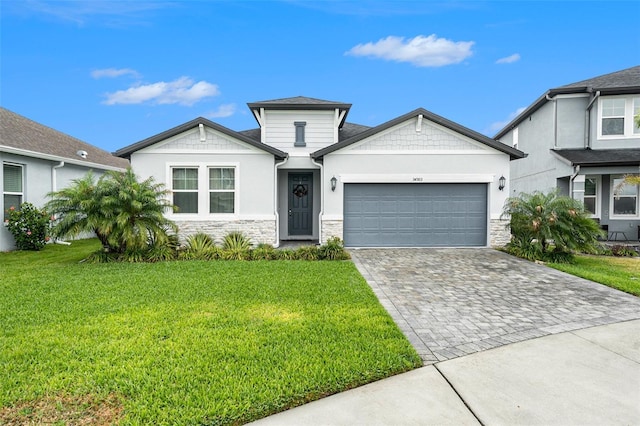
[597,95,640,139]
[610,174,639,219]
[0,145,126,171]
[554,93,591,99]
[584,175,601,218]
[166,162,240,218]
[335,150,497,155]
[172,214,276,222]
[339,173,495,183]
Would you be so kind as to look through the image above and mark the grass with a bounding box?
[0,239,421,425]
[549,255,640,297]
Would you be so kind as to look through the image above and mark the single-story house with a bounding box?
[495,65,640,241]
[115,97,525,247]
[1,107,129,251]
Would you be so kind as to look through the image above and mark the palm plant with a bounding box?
[503,191,603,262]
[47,169,176,254]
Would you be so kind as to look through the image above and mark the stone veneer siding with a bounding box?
[176,220,276,246]
[490,219,511,247]
[321,219,343,244]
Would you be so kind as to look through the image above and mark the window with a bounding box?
[3,163,23,220]
[601,99,625,135]
[172,167,198,213]
[584,176,598,216]
[599,96,640,138]
[634,97,640,135]
[611,176,638,217]
[294,121,306,147]
[512,127,519,149]
[209,167,235,213]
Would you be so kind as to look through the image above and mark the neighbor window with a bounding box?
[3,163,23,220]
[600,96,640,138]
[294,121,306,147]
[209,167,235,213]
[172,167,198,213]
[584,176,598,216]
[611,176,638,216]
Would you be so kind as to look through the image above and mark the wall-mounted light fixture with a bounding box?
[330,176,337,192]
[498,175,506,191]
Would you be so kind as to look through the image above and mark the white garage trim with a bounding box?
[339,173,495,183]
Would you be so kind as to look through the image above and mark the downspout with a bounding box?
[569,164,581,199]
[585,89,600,149]
[545,94,558,149]
[311,157,324,245]
[273,156,288,248]
[51,161,71,245]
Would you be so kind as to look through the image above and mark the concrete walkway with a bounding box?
[250,249,640,425]
[251,320,640,425]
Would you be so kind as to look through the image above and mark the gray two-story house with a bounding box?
[495,66,640,241]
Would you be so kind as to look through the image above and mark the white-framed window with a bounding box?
[172,167,199,214]
[169,164,238,216]
[599,96,640,138]
[3,163,24,220]
[584,175,599,217]
[209,167,235,214]
[611,175,639,217]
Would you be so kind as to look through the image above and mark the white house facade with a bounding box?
[1,107,129,251]
[116,97,524,248]
[495,66,640,241]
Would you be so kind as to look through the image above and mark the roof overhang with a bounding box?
[1,145,128,171]
[551,148,640,167]
[114,117,288,160]
[312,108,526,161]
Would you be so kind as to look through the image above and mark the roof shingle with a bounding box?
[0,107,129,169]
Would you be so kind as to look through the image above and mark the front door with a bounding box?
[288,173,313,236]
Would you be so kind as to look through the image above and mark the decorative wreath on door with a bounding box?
[292,184,308,198]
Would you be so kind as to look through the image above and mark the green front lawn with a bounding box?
[0,240,421,425]
[549,255,640,297]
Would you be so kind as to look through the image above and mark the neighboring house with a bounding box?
[495,66,640,240]
[116,97,524,248]
[0,107,129,251]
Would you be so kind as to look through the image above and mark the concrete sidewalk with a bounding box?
[250,319,640,425]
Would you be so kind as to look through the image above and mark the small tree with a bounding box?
[502,191,603,262]
[4,202,52,250]
[47,169,177,254]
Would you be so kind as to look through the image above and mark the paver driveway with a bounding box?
[350,248,640,364]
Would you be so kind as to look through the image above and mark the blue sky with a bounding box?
[2,1,639,153]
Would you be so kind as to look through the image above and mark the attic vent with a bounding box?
[77,150,88,159]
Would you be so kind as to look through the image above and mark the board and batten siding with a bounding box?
[263,110,336,153]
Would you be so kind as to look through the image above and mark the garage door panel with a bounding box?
[344,183,487,247]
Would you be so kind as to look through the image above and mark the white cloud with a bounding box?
[345,34,474,67]
[496,53,521,64]
[206,104,236,118]
[488,107,527,133]
[91,68,140,79]
[103,77,220,106]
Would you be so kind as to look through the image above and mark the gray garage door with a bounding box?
[344,183,487,247]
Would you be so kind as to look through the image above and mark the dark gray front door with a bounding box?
[288,173,313,236]
[344,183,487,247]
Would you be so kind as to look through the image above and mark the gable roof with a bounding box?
[551,148,640,167]
[0,107,129,170]
[494,65,640,139]
[114,116,288,160]
[247,96,352,128]
[311,108,525,160]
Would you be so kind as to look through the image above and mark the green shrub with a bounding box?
[4,203,52,250]
[222,231,252,250]
[319,237,350,260]
[252,243,276,260]
[296,245,320,260]
[180,233,221,260]
[610,245,638,257]
[503,191,603,263]
[275,249,297,260]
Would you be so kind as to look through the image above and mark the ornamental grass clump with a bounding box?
[4,202,52,250]
[502,190,604,263]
